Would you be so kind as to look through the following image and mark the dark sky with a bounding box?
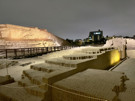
[0,0,135,39]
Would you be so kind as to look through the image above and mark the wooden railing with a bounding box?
[0,46,76,59]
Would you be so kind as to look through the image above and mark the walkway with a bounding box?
[113,58,135,82]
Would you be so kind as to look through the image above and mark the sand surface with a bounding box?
[0,57,44,81]
[0,47,89,81]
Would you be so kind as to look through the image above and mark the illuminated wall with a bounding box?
[77,49,120,70]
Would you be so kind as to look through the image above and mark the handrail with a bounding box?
[0,46,76,59]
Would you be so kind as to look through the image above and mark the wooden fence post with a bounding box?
[5,49,7,59]
[46,47,48,53]
[14,49,17,58]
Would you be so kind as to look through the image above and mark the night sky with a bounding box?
[0,0,135,40]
